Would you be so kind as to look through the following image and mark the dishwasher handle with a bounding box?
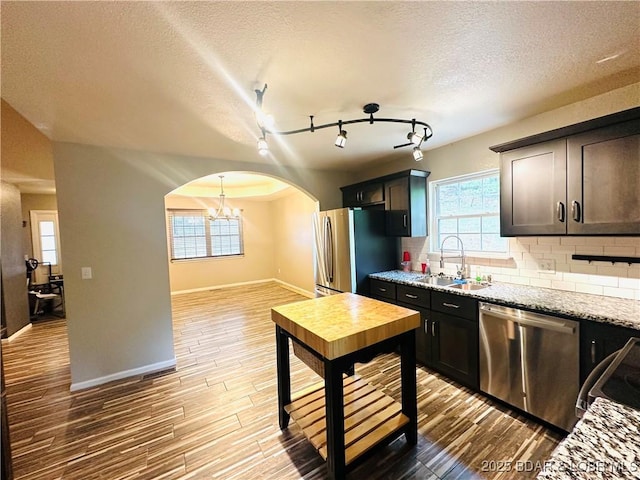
[480,304,576,335]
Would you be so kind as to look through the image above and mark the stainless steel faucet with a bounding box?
[439,235,466,277]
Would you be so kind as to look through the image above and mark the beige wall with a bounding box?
[393,83,640,300]
[166,188,317,295]
[166,196,276,292]
[1,182,30,336]
[52,142,353,388]
[271,189,317,295]
[1,99,55,192]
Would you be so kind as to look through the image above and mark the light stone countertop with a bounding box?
[536,398,640,480]
[369,270,640,331]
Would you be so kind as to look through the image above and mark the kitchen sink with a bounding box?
[418,276,456,286]
[447,283,488,291]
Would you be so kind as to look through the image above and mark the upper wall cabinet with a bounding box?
[341,181,384,208]
[341,169,430,237]
[492,107,640,236]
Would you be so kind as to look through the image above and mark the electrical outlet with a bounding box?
[538,259,555,273]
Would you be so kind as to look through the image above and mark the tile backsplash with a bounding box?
[401,236,640,301]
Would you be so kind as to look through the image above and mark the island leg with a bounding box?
[400,329,418,445]
[324,358,346,480]
[276,325,291,430]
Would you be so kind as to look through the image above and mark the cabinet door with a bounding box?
[385,177,410,236]
[398,303,433,367]
[342,182,384,207]
[431,310,479,389]
[567,120,640,235]
[580,320,639,384]
[385,175,427,237]
[500,139,567,236]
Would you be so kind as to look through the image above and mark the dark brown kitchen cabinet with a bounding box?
[567,120,640,234]
[500,139,567,236]
[429,291,479,389]
[385,172,428,237]
[341,169,430,237]
[430,311,479,389]
[494,107,640,236]
[580,320,639,384]
[341,182,384,208]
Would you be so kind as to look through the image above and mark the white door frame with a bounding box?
[29,210,62,285]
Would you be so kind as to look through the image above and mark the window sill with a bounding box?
[170,254,245,263]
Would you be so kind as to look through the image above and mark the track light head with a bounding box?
[407,131,423,145]
[335,120,347,148]
[257,137,269,156]
[412,146,423,161]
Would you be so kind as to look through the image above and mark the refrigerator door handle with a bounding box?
[325,216,334,283]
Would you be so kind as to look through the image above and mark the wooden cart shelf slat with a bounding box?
[285,375,408,465]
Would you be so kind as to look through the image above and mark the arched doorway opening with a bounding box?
[164,171,319,297]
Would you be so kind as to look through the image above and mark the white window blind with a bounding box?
[167,209,243,260]
[431,170,507,254]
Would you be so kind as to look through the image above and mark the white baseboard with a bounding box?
[70,357,177,392]
[171,278,274,295]
[274,279,315,298]
[7,323,32,342]
[171,278,314,299]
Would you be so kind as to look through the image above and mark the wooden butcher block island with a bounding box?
[271,293,420,480]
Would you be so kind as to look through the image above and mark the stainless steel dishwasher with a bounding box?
[479,302,580,431]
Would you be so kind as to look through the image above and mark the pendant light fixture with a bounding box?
[208,175,240,220]
[253,84,432,160]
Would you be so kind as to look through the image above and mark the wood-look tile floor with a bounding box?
[3,283,564,479]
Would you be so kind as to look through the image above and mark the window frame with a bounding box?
[167,209,244,261]
[429,169,506,255]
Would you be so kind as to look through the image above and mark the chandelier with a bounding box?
[208,175,240,220]
[253,84,433,161]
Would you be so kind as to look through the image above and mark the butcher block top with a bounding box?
[271,293,420,360]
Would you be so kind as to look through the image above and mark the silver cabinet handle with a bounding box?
[424,319,429,335]
[591,340,597,364]
[571,200,581,222]
[431,321,437,337]
[379,287,387,292]
[405,293,418,299]
[442,302,460,309]
[556,201,565,222]
[403,214,407,228]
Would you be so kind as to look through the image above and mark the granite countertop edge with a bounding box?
[536,397,640,479]
[369,270,640,331]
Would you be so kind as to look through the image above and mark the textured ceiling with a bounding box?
[2,1,639,178]
[169,172,293,200]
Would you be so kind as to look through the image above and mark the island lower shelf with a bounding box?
[284,375,409,465]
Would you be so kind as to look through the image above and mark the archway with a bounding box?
[164,171,319,296]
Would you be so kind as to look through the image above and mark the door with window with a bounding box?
[29,210,62,285]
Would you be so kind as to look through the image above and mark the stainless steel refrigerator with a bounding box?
[314,208,398,296]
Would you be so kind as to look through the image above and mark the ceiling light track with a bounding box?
[254,84,433,160]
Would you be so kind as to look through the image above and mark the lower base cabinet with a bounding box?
[430,311,479,389]
[580,320,640,384]
[369,279,479,391]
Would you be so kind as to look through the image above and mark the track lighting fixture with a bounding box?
[253,84,432,160]
[334,120,347,148]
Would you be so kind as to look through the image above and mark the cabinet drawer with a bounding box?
[396,285,430,308]
[370,279,396,300]
[431,291,477,321]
